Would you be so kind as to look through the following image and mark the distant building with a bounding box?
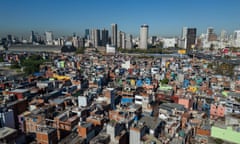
[106,44,116,54]
[121,32,126,49]
[178,27,188,49]
[220,30,227,41]
[45,31,53,45]
[117,31,122,48]
[150,36,157,46]
[233,30,240,47]
[186,28,197,51]
[85,29,90,40]
[30,30,37,44]
[61,41,76,53]
[91,29,101,48]
[7,35,13,44]
[78,37,85,48]
[72,36,79,48]
[111,24,118,48]
[101,29,109,47]
[118,31,126,49]
[126,34,133,49]
[207,27,217,42]
[139,24,149,49]
[162,38,177,48]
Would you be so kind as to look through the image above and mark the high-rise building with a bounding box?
[72,35,79,48]
[180,27,188,49]
[139,24,149,49]
[182,27,188,39]
[45,31,53,45]
[91,29,100,48]
[126,34,133,49]
[207,27,217,41]
[150,36,157,46]
[85,29,90,40]
[78,37,85,48]
[121,32,126,49]
[111,23,118,48]
[117,31,122,48]
[186,28,197,51]
[7,35,13,44]
[101,29,109,47]
[117,31,126,48]
[233,30,240,47]
[220,30,227,41]
[31,30,37,44]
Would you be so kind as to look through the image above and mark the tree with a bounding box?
[76,47,85,54]
[10,61,21,69]
[21,54,46,75]
[160,78,169,85]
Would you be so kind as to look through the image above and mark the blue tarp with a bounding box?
[121,97,133,104]
[136,79,143,87]
[145,78,151,85]
[183,79,190,88]
[33,72,44,77]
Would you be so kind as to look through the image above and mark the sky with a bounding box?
[0,0,240,38]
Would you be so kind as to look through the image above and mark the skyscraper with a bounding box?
[207,27,217,42]
[186,28,197,51]
[7,35,13,44]
[181,27,188,49]
[233,30,240,47]
[139,24,149,49]
[220,30,227,41]
[31,30,36,44]
[101,29,109,47]
[72,35,79,48]
[121,32,126,49]
[45,31,53,45]
[85,29,90,40]
[182,27,188,39]
[111,23,118,48]
[126,34,133,49]
[117,31,122,48]
[91,29,100,48]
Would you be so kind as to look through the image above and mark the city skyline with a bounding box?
[1,0,240,37]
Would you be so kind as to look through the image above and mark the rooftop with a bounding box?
[0,127,17,139]
[138,116,162,130]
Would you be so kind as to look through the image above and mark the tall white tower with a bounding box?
[45,31,53,45]
[91,29,100,48]
[139,24,149,49]
[181,27,188,49]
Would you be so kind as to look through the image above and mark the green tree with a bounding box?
[21,54,46,75]
[160,78,169,85]
[10,61,21,69]
[0,56,4,62]
[76,47,85,54]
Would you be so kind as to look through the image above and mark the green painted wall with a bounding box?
[211,126,240,144]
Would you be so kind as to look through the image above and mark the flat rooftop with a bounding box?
[0,127,17,139]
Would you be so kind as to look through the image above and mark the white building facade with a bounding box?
[139,24,149,49]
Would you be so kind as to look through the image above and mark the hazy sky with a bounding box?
[1,0,240,38]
